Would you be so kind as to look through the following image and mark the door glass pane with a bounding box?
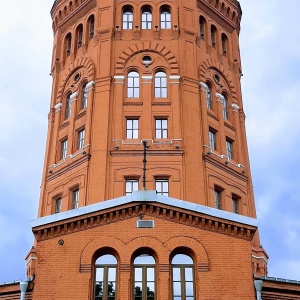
[185,268,193,281]
[173,267,181,281]
[173,282,181,296]
[134,282,143,296]
[108,268,116,281]
[96,268,104,281]
[95,282,103,296]
[107,282,116,296]
[185,282,194,296]
[135,267,142,278]
[147,282,155,296]
[147,268,155,281]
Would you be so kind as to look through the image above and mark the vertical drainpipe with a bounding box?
[254,280,263,300]
[20,281,28,300]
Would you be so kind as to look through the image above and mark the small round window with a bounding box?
[214,74,220,84]
[142,55,152,65]
[74,73,80,82]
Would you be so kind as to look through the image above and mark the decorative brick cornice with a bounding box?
[32,201,256,243]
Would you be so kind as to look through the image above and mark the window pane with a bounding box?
[147,268,155,281]
[185,268,193,281]
[173,267,181,281]
[173,282,181,296]
[134,282,143,295]
[185,282,194,296]
[172,254,193,264]
[147,282,155,296]
[96,268,104,281]
[134,255,155,265]
[96,254,117,265]
[95,282,103,296]
[135,267,143,278]
[107,282,116,296]
[108,268,116,281]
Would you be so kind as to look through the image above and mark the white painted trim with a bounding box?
[70,92,78,101]
[54,102,62,112]
[252,255,268,264]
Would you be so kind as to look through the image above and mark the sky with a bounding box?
[0,0,300,283]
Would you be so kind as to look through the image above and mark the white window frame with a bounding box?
[209,130,216,151]
[123,8,133,30]
[141,8,152,29]
[155,72,167,98]
[156,179,169,196]
[127,71,140,98]
[61,139,68,160]
[72,189,79,209]
[78,129,85,149]
[126,179,139,195]
[126,119,139,139]
[214,189,221,209]
[155,119,168,139]
[226,139,233,159]
[55,198,62,213]
[160,8,171,29]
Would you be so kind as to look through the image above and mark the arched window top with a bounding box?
[172,254,193,265]
[160,6,171,29]
[123,6,133,29]
[199,16,206,39]
[155,71,167,98]
[141,6,152,29]
[76,24,83,49]
[127,71,140,98]
[134,254,155,265]
[96,254,117,265]
[88,15,95,40]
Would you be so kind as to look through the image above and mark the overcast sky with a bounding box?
[0,0,299,283]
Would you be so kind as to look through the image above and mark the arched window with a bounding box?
[222,94,228,120]
[123,6,133,30]
[127,71,140,98]
[206,83,212,109]
[65,94,71,119]
[211,25,217,48]
[81,82,88,109]
[199,16,206,39]
[155,71,167,98]
[65,33,72,57]
[134,254,156,300]
[160,7,171,29]
[94,254,117,300]
[88,15,95,40]
[172,254,195,300]
[76,24,83,49]
[221,33,228,56]
[141,6,152,29]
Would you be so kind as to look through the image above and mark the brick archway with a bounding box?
[57,57,95,98]
[199,59,237,101]
[116,42,179,75]
[165,236,209,272]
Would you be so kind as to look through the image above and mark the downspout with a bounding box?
[20,281,28,300]
[254,280,263,300]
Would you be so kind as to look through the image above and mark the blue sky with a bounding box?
[0,0,300,283]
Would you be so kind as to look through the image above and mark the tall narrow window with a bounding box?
[61,139,68,160]
[78,129,85,150]
[156,179,168,196]
[81,82,88,109]
[72,189,79,209]
[123,7,133,29]
[76,24,83,49]
[206,83,212,109]
[134,254,156,300]
[211,25,217,48]
[88,15,95,40]
[126,119,139,139]
[232,195,239,214]
[155,119,168,139]
[94,254,117,300]
[226,138,233,159]
[155,72,167,98]
[160,7,171,29]
[65,94,71,119]
[55,198,62,213]
[127,71,140,98]
[214,188,221,209]
[142,7,152,29]
[221,33,228,55]
[222,94,229,120]
[126,179,139,195]
[65,33,72,56]
[172,254,195,300]
[209,129,216,151]
[199,16,206,39]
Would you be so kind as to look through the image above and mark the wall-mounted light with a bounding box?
[115,146,119,150]
[58,239,64,246]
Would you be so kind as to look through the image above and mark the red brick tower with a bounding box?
[26,0,268,299]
